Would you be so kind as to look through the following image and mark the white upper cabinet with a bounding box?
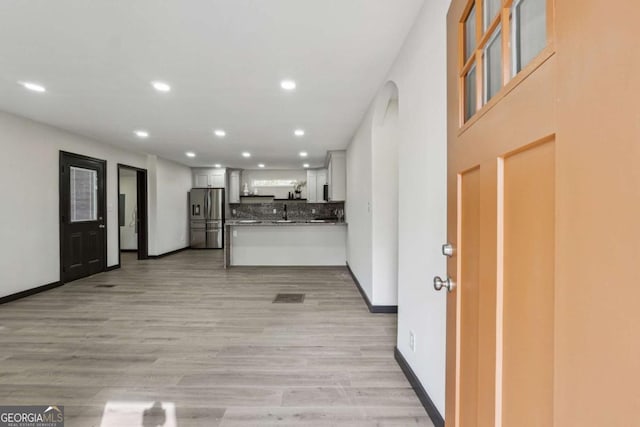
[316,169,327,202]
[306,169,328,203]
[194,172,208,188]
[229,170,241,203]
[307,170,318,203]
[192,168,226,188]
[209,169,225,187]
[326,151,346,202]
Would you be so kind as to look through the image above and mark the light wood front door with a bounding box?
[444,0,557,425]
[445,136,556,427]
[444,0,640,425]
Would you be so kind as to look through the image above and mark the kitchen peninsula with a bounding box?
[224,201,346,268]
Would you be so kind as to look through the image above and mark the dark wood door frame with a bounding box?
[59,151,108,284]
[117,164,149,264]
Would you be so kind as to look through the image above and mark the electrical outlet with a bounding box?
[233,230,238,237]
[232,209,236,215]
[312,209,316,214]
[273,209,277,214]
[409,331,416,352]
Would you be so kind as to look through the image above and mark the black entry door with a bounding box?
[60,152,107,283]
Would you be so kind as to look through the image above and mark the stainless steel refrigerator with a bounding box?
[189,188,224,249]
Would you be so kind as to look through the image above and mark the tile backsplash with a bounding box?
[229,202,345,221]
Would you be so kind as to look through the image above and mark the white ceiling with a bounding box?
[0,0,424,169]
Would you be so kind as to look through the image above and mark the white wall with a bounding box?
[391,1,449,414]
[372,95,400,306]
[240,169,308,200]
[119,170,138,250]
[348,84,401,309]
[346,0,450,415]
[147,156,191,256]
[346,109,374,299]
[0,111,192,298]
[0,111,144,297]
[147,155,159,258]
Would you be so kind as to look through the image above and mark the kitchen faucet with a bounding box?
[282,204,288,221]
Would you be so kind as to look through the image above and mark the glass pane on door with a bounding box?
[484,0,502,30]
[484,26,503,103]
[70,166,98,222]
[512,0,546,75]
[464,6,477,62]
[464,65,477,122]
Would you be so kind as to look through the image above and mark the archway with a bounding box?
[371,81,400,306]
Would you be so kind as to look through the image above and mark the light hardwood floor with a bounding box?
[0,250,432,426]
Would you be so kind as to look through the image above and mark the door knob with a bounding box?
[433,276,455,292]
[98,224,105,229]
[442,243,455,257]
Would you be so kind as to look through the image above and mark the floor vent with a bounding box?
[95,284,116,288]
[273,293,305,304]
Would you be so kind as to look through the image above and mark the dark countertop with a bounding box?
[226,220,347,227]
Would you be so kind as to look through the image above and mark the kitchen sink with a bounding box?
[307,219,328,223]
[238,220,261,224]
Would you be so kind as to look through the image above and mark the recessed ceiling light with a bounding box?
[294,129,305,137]
[299,151,308,158]
[214,164,222,168]
[186,152,196,158]
[19,81,46,93]
[258,163,265,168]
[151,81,171,92]
[134,130,149,139]
[303,163,310,168]
[242,152,251,158]
[280,79,297,91]
[214,129,226,138]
